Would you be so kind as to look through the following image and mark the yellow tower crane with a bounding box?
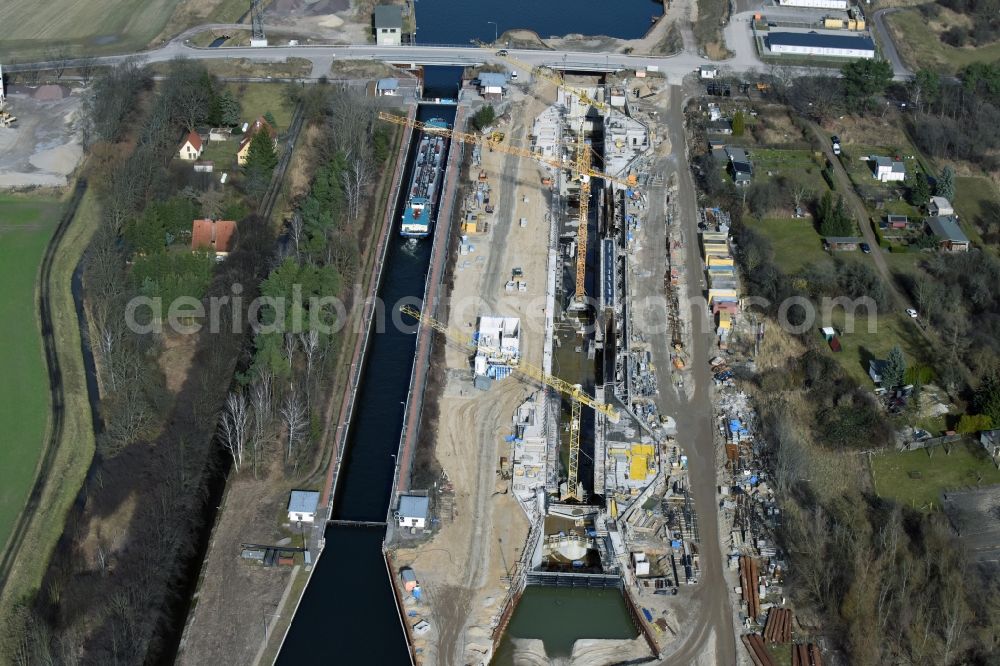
[377,112,630,188]
[399,305,619,500]
[476,42,608,113]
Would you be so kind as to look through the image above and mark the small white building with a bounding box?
[397,495,430,529]
[287,490,320,523]
[928,196,954,217]
[777,0,848,8]
[376,78,399,96]
[478,72,508,101]
[374,4,403,46]
[474,315,521,378]
[699,65,719,80]
[870,155,906,182]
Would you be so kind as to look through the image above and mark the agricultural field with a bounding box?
[886,8,1000,74]
[0,195,59,553]
[0,0,245,59]
[872,441,1000,510]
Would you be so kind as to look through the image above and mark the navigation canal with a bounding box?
[412,0,663,44]
[276,102,453,665]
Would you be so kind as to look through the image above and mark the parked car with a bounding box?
[831,135,841,155]
[906,308,919,318]
[496,49,508,56]
[860,242,871,254]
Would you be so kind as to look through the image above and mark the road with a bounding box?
[870,8,912,79]
[8,19,914,86]
[629,87,737,665]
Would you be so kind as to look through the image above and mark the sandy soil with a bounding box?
[393,84,560,665]
[175,475,297,666]
[0,89,83,190]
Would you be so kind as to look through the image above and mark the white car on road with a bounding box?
[906,308,919,319]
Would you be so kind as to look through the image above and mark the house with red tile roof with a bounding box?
[191,219,237,257]
[178,131,204,161]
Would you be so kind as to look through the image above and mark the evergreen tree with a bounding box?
[243,131,278,201]
[882,345,906,389]
[910,172,930,207]
[473,104,496,131]
[937,165,955,201]
[263,111,278,129]
[732,111,745,137]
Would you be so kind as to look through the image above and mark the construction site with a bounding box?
[381,61,709,665]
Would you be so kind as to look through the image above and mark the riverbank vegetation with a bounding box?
[0,59,281,663]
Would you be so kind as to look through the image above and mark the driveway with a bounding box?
[871,8,912,78]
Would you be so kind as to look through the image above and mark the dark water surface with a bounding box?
[412,0,664,44]
[276,104,452,664]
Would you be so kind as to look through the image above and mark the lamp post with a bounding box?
[487,21,498,45]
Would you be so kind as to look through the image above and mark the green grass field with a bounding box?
[0,196,60,553]
[0,188,97,623]
[825,309,931,387]
[0,0,182,58]
[752,217,831,274]
[886,9,1000,74]
[872,441,1000,510]
[226,82,295,133]
[954,176,999,245]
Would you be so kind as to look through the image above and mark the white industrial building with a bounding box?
[396,495,430,529]
[474,316,521,378]
[373,4,403,46]
[287,490,320,523]
[777,0,848,9]
[767,31,875,59]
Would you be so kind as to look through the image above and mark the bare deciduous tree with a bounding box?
[249,370,274,478]
[219,391,250,473]
[288,212,304,262]
[281,391,308,462]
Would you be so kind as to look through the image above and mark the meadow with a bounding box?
[0,195,60,552]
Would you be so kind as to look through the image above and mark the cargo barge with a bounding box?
[400,118,448,238]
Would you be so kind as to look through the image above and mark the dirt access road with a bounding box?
[657,86,737,666]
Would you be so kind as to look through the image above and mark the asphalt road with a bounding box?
[871,8,912,79]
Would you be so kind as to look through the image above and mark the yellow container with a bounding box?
[824,17,843,29]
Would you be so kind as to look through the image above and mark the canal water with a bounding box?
[493,588,638,663]
[412,0,663,44]
[276,103,453,665]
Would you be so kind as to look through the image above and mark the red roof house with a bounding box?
[178,131,204,161]
[237,117,277,165]
[191,219,237,257]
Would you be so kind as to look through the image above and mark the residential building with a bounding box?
[287,490,320,523]
[396,495,430,529]
[374,4,403,46]
[870,155,906,182]
[191,219,237,257]
[707,119,733,135]
[767,31,875,59]
[178,131,203,161]
[928,196,954,217]
[376,77,399,96]
[886,214,908,229]
[925,215,970,252]
[236,117,277,166]
[725,146,753,186]
[824,236,861,251]
[869,359,888,385]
